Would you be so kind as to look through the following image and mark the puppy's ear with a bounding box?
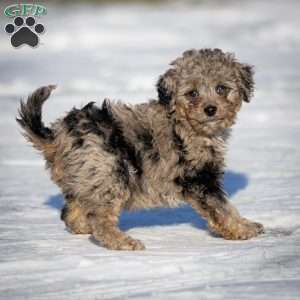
[156,69,177,106]
[237,64,255,103]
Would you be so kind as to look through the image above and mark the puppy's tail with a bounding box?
[16,85,57,162]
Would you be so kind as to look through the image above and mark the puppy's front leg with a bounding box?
[188,194,264,240]
[178,167,264,240]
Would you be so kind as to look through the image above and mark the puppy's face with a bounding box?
[157,49,254,136]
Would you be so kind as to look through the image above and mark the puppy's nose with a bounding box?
[204,105,217,117]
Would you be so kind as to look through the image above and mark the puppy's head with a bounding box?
[157,48,254,136]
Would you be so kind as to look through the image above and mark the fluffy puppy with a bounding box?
[17,48,264,250]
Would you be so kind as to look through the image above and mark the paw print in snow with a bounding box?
[5,16,45,48]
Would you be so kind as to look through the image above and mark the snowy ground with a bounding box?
[1,0,300,299]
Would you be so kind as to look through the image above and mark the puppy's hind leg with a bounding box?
[86,195,145,251]
[61,196,91,234]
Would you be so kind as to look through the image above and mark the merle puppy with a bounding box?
[17,48,264,250]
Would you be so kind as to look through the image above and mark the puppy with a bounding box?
[17,48,264,250]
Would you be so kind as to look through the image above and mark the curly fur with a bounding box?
[17,48,264,250]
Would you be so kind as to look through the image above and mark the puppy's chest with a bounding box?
[185,136,225,166]
[139,139,223,200]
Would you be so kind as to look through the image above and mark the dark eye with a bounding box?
[186,90,199,98]
[215,84,228,96]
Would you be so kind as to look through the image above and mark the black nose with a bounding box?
[204,105,217,117]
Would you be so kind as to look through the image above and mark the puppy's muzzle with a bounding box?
[204,105,217,117]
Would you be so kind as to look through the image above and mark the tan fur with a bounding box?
[18,49,264,250]
[62,198,91,234]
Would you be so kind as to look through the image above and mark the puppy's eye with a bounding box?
[215,84,229,96]
[186,90,199,98]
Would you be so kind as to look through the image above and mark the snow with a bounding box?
[1,0,300,299]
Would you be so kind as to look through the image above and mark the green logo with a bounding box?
[4,3,47,18]
[4,3,47,48]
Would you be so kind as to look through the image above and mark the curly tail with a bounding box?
[16,85,57,162]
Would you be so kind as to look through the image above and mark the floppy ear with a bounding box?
[238,64,255,103]
[156,69,177,106]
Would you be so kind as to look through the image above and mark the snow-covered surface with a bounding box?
[1,1,300,299]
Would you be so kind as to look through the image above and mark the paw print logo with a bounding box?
[5,16,45,48]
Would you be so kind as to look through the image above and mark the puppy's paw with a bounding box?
[104,236,146,251]
[66,221,92,235]
[119,237,146,251]
[209,217,264,240]
[241,218,264,238]
[224,218,264,240]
